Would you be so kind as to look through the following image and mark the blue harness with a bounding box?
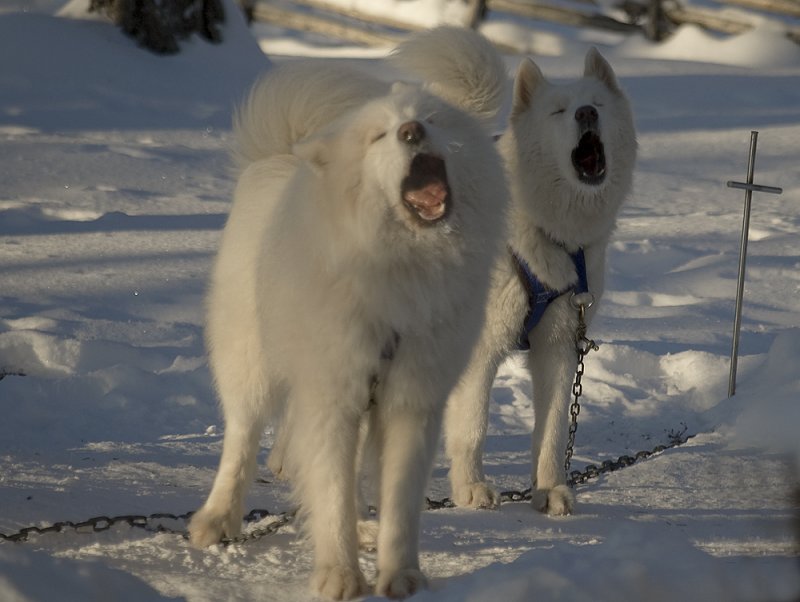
[511,247,589,351]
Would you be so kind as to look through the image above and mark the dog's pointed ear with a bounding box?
[511,57,545,116]
[584,47,621,94]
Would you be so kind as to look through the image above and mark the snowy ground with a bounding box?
[1,1,799,601]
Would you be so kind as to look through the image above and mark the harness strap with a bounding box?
[511,246,588,350]
[572,247,589,296]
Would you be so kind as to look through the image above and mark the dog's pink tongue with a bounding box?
[404,181,447,221]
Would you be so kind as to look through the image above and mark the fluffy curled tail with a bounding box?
[232,61,385,169]
[389,26,508,128]
[233,28,507,169]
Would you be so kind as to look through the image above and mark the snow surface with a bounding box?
[1,2,799,601]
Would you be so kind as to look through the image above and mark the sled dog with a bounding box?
[443,49,637,515]
[188,28,508,600]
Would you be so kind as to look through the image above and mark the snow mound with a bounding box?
[0,1,269,130]
[725,328,800,463]
[402,522,798,602]
[619,22,800,68]
[0,546,178,602]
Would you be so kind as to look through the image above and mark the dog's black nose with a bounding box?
[397,121,425,145]
[575,105,598,125]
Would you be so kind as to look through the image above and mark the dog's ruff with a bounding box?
[187,27,509,601]
[443,49,637,515]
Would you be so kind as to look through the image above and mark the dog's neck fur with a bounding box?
[501,132,622,247]
[499,130,623,293]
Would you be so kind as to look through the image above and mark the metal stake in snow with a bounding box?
[726,131,782,397]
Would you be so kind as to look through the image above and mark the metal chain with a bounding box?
[0,508,295,545]
[1,304,688,547]
[1,273,691,543]
[0,512,193,543]
[425,426,693,509]
[565,300,599,477]
[1,427,691,545]
[221,508,296,545]
[0,369,25,381]
[1,426,692,546]
[567,428,692,486]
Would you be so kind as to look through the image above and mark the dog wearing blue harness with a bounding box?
[511,247,589,351]
[443,48,636,515]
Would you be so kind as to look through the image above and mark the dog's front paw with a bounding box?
[452,481,500,509]
[187,505,242,548]
[376,568,428,599]
[530,484,574,516]
[312,565,368,600]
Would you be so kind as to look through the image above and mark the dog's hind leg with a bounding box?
[444,342,502,509]
[188,391,269,546]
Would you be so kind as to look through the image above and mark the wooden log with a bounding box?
[720,0,800,18]
[664,3,800,44]
[663,4,751,33]
[294,0,493,29]
[252,3,403,45]
[487,0,642,33]
[252,0,800,49]
[290,0,423,32]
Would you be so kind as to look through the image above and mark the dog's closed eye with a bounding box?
[550,108,566,116]
[371,131,387,143]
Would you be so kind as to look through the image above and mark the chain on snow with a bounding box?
[1,298,693,545]
[560,296,693,485]
[425,426,693,509]
[0,508,295,545]
[0,430,691,545]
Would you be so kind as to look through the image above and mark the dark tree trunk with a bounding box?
[644,0,670,41]
[89,0,227,54]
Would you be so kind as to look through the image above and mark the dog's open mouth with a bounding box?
[571,132,606,185]
[401,153,450,224]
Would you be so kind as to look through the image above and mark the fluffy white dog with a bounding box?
[188,28,508,600]
[443,49,637,515]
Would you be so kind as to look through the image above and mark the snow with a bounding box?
[617,21,800,68]
[1,1,799,601]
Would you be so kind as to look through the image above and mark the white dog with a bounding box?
[188,28,508,600]
[443,49,637,515]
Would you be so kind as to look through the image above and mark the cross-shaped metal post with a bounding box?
[726,130,782,397]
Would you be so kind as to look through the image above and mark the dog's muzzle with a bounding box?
[571,105,606,185]
[399,121,450,223]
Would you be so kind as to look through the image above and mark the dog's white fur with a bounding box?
[443,50,637,514]
[188,28,508,600]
